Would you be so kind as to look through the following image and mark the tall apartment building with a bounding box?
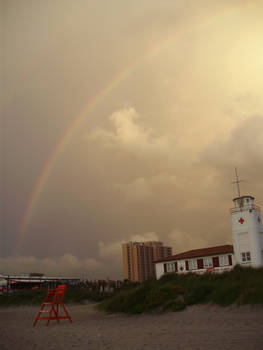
[122,241,172,282]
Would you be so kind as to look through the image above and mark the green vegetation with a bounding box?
[0,287,112,307]
[99,266,263,314]
[0,289,47,307]
[1,266,263,313]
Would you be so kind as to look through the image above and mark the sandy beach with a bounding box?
[1,303,263,350]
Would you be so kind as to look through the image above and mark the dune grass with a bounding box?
[0,287,112,307]
[98,266,263,314]
[1,266,262,312]
[0,289,47,307]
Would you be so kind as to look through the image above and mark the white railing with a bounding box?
[230,204,261,214]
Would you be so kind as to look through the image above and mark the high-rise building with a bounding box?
[122,241,172,282]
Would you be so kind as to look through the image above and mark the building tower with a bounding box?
[231,195,263,267]
[122,241,172,282]
[231,168,263,267]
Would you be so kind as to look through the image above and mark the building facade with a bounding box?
[231,195,263,267]
[122,241,172,282]
[155,245,234,279]
[155,194,263,279]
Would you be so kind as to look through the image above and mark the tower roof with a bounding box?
[233,195,254,202]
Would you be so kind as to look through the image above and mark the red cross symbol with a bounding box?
[180,265,184,271]
[258,216,261,223]
[239,217,244,224]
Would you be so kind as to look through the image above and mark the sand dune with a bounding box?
[1,303,263,350]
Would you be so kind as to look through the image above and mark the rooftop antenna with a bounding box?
[231,167,244,198]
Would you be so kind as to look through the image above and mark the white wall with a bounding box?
[155,253,234,279]
[232,196,263,267]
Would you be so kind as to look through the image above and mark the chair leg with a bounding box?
[61,303,72,323]
[33,302,46,327]
[46,305,57,326]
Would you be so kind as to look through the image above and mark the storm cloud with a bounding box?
[1,0,263,279]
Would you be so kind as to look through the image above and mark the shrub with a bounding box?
[0,287,112,307]
[99,267,263,314]
[2,267,263,312]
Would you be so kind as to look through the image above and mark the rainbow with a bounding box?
[17,1,252,249]
[17,45,165,247]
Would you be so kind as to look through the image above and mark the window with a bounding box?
[197,259,204,269]
[203,257,213,268]
[212,256,219,267]
[167,262,175,273]
[219,255,229,266]
[241,252,251,262]
[228,255,232,266]
[188,259,197,270]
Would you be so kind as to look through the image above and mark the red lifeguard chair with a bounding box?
[33,284,72,326]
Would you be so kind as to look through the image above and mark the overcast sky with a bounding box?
[1,0,263,279]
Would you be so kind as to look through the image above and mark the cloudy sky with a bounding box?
[1,0,263,279]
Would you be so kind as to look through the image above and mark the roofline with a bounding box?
[233,195,254,202]
[0,276,81,281]
[154,244,233,263]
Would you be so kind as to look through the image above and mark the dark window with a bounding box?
[228,255,232,265]
[212,257,219,267]
[174,261,178,272]
[197,258,204,269]
[164,263,167,273]
[185,260,189,271]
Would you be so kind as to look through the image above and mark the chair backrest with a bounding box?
[57,284,66,290]
[45,289,56,300]
[55,284,67,302]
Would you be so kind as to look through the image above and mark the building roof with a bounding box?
[154,245,233,263]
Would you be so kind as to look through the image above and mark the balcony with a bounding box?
[230,204,261,214]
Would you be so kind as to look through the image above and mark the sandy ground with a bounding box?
[0,303,263,350]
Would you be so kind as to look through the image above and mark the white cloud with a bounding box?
[98,241,122,262]
[0,233,161,279]
[99,229,211,265]
[129,232,159,242]
[116,172,189,203]
[98,231,159,263]
[202,115,263,171]
[0,255,101,278]
[89,107,174,158]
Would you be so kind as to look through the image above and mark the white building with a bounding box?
[155,194,263,279]
[155,245,234,279]
[231,195,263,267]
